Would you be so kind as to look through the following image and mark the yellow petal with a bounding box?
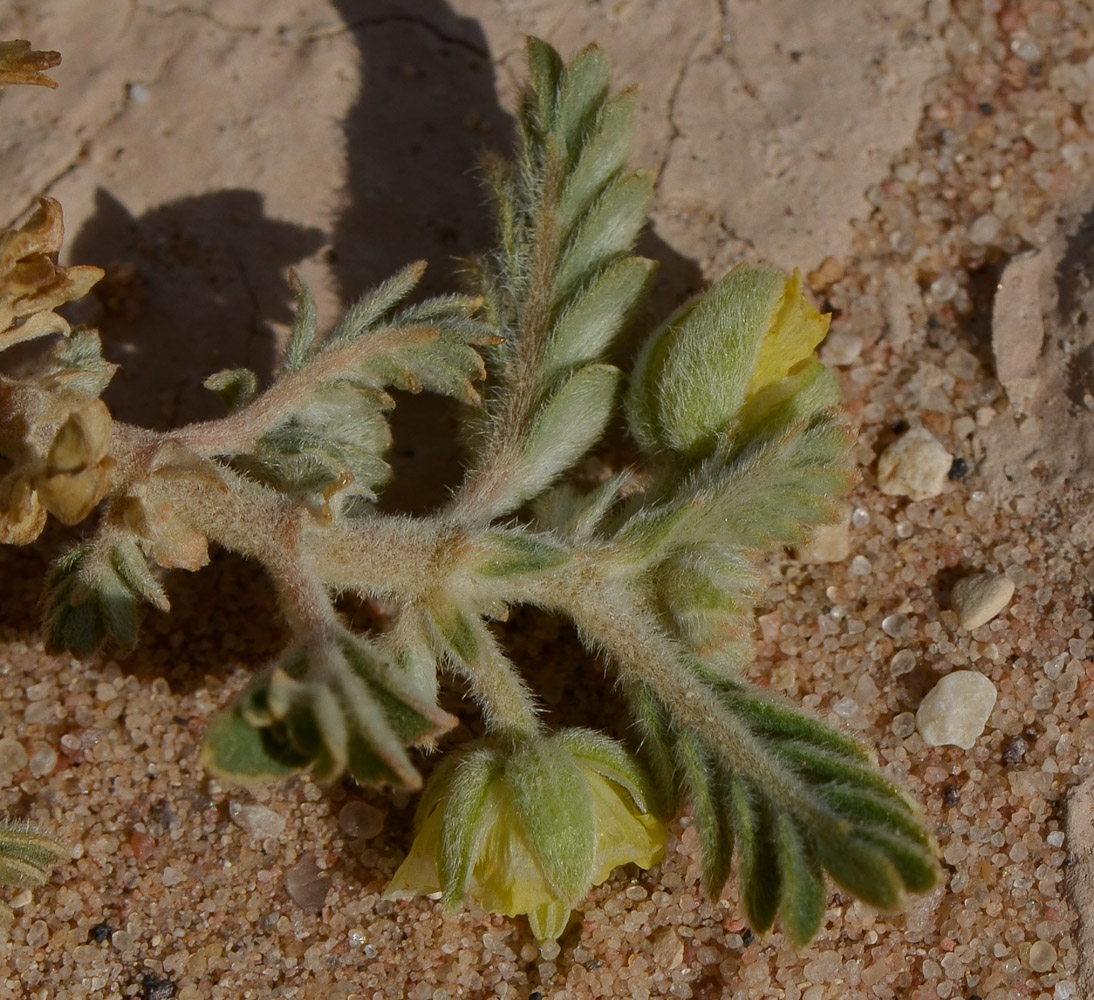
[470,784,560,917]
[385,801,443,900]
[585,769,668,886]
[746,269,830,399]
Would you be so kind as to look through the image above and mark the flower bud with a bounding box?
[387,728,667,940]
[626,264,830,456]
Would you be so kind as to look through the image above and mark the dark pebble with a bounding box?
[140,974,177,1000]
[741,928,754,946]
[89,922,112,943]
[1002,735,1029,766]
[942,784,960,806]
[948,457,970,480]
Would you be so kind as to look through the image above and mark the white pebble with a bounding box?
[0,737,28,773]
[1028,940,1057,973]
[877,427,953,500]
[162,866,186,887]
[969,213,1002,245]
[916,671,998,749]
[951,571,1015,630]
[28,745,57,778]
[229,801,287,840]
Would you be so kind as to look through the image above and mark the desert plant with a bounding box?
[0,37,937,943]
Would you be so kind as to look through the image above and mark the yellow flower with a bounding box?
[626,262,833,455]
[744,268,830,399]
[386,729,667,940]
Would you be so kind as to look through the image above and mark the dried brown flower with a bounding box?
[0,198,104,351]
[0,39,61,89]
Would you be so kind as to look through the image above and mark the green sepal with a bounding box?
[557,727,659,815]
[204,368,259,410]
[735,361,840,444]
[527,900,571,942]
[437,748,501,909]
[625,266,786,455]
[625,684,679,815]
[505,737,596,905]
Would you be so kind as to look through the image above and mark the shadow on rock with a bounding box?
[328,0,702,511]
[67,188,325,428]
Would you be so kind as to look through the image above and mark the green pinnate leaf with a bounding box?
[281,269,319,373]
[775,812,826,948]
[555,45,610,157]
[557,90,639,235]
[437,749,502,908]
[547,255,655,376]
[553,171,654,309]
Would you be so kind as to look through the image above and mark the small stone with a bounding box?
[229,801,287,840]
[285,853,331,912]
[1028,940,1057,973]
[948,457,970,480]
[890,649,917,677]
[161,867,186,887]
[1001,734,1029,766]
[28,745,58,778]
[0,737,28,773]
[140,973,178,1000]
[916,671,998,750]
[969,213,1002,245]
[651,927,684,969]
[337,801,384,840]
[951,571,1015,630]
[25,919,49,948]
[90,922,113,943]
[877,427,952,500]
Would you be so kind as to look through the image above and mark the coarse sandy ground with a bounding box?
[0,1,1092,998]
